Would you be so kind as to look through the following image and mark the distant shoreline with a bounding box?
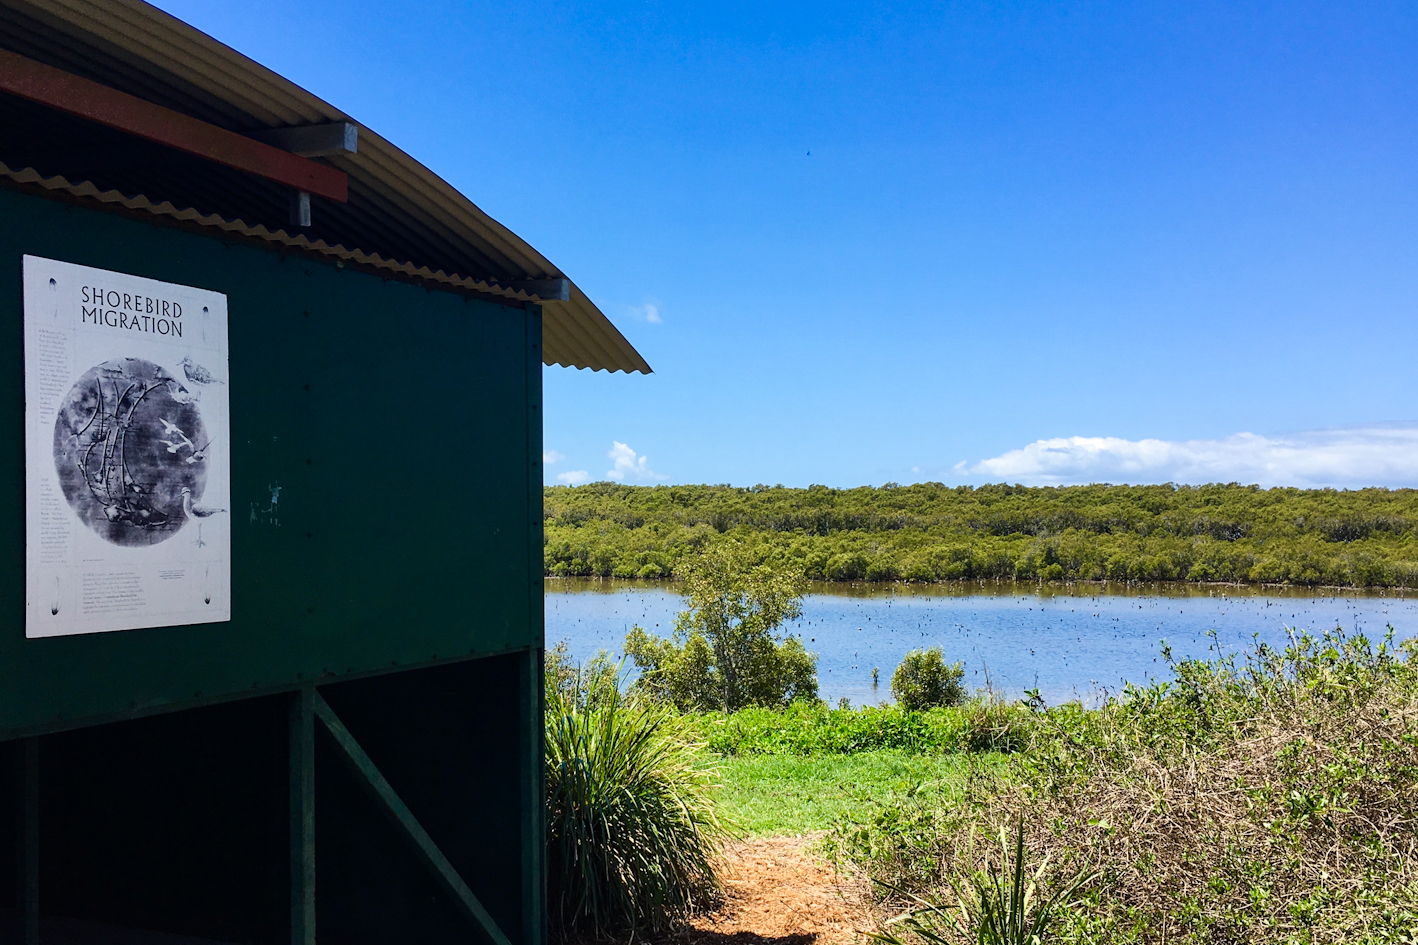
[545,482,1418,589]
[545,574,1414,598]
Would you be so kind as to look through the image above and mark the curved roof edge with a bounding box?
[1,0,651,374]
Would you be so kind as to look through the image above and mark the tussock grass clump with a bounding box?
[960,696,1034,753]
[875,818,1097,945]
[834,629,1418,944]
[545,650,725,940]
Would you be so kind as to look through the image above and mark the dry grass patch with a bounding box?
[832,630,1418,944]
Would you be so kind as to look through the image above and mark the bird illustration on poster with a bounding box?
[180,487,225,548]
[181,356,223,387]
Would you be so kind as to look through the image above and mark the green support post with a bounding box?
[18,737,38,945]
[290,688,316,945]
[524,305,547,945]
[520,647,546,945]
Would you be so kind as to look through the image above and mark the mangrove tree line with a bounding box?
[543,481,1418,588]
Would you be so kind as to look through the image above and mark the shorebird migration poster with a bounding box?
[23,256,230,637]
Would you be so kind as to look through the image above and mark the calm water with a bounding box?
[545,579,1418,707]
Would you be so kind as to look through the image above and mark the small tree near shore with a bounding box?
[891,646,966,711]
[625,541,818,711]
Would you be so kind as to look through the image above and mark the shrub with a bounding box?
[892,647,966,711]
[545,665,724,938]
[545,640,619,710]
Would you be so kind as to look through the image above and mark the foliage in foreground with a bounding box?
[544,647,725,939]
[876,819,1097,945]
[688,699,1033,756]
[544,481,1418,587]
[831,629,1418,944]
[625,540,818,711]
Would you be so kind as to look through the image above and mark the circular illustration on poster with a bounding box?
[53,357,210,546]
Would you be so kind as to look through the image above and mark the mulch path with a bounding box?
[675,835,873,945]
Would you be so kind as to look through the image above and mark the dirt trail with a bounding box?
[678,835,872,945]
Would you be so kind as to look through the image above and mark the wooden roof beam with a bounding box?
[509,277,570,301]
[0,48,347,202]
[253,122,358,158]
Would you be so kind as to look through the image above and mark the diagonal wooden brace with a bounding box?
[312,691,511,945]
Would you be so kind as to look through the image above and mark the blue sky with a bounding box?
[159,1,1418,488]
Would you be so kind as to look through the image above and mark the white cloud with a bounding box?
[606,441,666,482]
[557,470,590,485]
[626,301,663,324]
[543,449,566,465]
[957,427,1418,488]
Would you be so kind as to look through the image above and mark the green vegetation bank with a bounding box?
[548,630,1418,942]
[707,631,1418,943]
[544,482,1418,587]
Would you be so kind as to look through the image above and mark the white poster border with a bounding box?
[23,255,232,637]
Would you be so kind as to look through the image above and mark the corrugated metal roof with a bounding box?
[0,0,650,374]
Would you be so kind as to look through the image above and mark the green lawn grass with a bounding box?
[715,750,1005,837]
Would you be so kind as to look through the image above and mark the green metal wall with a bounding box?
[0,186,548,945]
[0,186,545,737]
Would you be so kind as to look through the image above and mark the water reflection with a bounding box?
[545,579,1417,708]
